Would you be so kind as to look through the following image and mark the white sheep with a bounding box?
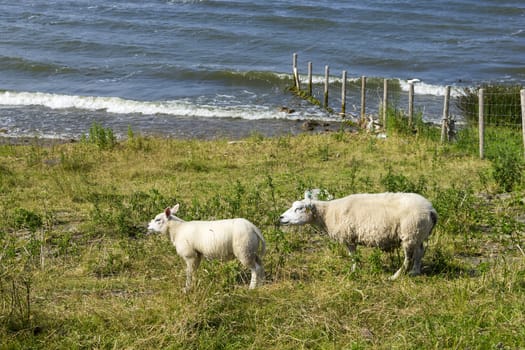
[147,204,265,291]
[279,192,437,280]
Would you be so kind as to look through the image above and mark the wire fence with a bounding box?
[291,53,525,160]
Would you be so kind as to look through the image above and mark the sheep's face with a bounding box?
[147,212,169,234]
[279,200,314,225]
[147,204,179,234]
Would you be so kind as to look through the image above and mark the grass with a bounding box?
[0,125,524,349]
[455,84,523,126]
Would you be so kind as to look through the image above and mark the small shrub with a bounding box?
[385,107,440,140]
[490,151,523,192]
[385,108,414,136]
[126,126,150,151]
[82,122,117,150]
[380,166,427,193]
[13,208,43,232]
[87,189,174,237]
[432,186,483,238]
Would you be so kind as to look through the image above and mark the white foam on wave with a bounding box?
[292,72,463,98]
[295,73,361,85]
[0,90,329,121]
[399,79,462,98]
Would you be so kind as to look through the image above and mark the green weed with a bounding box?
[490,149,523,192]
[126,126,150,152]
[81,122,117,150]
[87,188,174,238]
[380,166,427,193]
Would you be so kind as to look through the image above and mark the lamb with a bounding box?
[147,204,265,291]
[279,192,438,280]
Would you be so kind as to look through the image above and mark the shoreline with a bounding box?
[0,119,350,147]
[0,136,77,147]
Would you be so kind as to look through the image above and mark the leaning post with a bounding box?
[441,86,451,143]
[479,88,485,159]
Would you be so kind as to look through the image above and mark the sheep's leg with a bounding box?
[238,254,261,289]
[248,257,265,289]
[253,255,265,288]
[249,267,258,289]
[346,242,357,272]
[390,244,414,280]
[408,243,425,276]
[255,256,266,284]
[183,255,201,293]
[390,261,407,280]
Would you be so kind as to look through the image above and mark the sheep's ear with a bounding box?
[304,190,313,200]
[171,204,180,214]
[165,207,171,217]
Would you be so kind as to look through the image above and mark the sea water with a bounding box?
[0,0,523,139]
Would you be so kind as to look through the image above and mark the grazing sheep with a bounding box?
[147,204,265,291]
[279,192,437,280]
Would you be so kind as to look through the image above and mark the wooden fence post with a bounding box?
[441,86,451,143]
[479,88,485,159]
[360,76,366,124]
[383,79,388,129]
[408,83,414,127]
[324,65,329,109]
[307,61,313,96]
[292,53,300,90]
[341,70,347,117]
[521,89,525,160]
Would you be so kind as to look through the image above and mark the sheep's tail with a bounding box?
[430,209,438,230]
[254,227,266,256]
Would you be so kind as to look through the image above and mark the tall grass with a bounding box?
[455,84,522,126]
[0,122,524,349]
[385,100,525,194]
